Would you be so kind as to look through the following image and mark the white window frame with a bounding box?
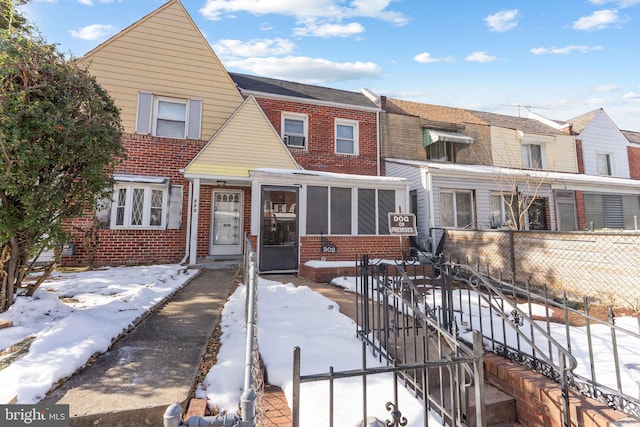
[335,118,359,155]
[522,143,544,169]
[596,152,615,176]
[152,97,188,139]
[490,192,517,229]
[440,190,474,229]
[282,112,308,149]
[111,183,169,229]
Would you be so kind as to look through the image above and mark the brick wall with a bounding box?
[253,97,379,176]
[62,133,204,266]
[628,145,640,180]
[298,235,408,281]
[484,353,631,426]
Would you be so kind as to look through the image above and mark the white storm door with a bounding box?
[210,190,243,255]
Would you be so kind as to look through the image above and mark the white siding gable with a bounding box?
[580,111,630,178]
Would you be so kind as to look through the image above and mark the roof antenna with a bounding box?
[498,104,550,117]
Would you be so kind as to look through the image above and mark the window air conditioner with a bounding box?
[284,135,305,147]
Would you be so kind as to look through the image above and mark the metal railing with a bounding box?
[357,256,486,426]
[163,234,260,427]
[240,233,259,426]
[439,260,640,422]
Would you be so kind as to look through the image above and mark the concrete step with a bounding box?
[467,383,517,427]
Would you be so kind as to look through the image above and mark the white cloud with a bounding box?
[465,51,497,63]
[293,22,365,37]
[589,0,640,7]
[485,9,519,32]
[199,0,407,25]
[530,45,603,54]
[78,0,116,4]
[595,83,620,92]
[68,24,113,40]
[573,9,624,31]
[413,52,455,64]
[623,92,640,99]
[224,56,382,84]
[213,38,295,57]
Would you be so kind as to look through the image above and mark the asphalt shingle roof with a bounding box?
[229,72,379,109]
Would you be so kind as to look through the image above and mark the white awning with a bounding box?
[424,129,474,146]
[113,174,169,185]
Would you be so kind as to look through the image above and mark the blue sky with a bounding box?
[22,0,640,130]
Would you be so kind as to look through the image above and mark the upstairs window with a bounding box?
[136,92,202,140]
[596,152,614,176]
[428,141,456,162]
[154,98,186,138]
[522,144,543,169]
[282,113,307,148]
[335,119,359,155]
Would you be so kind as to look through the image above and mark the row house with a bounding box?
[62,0,410,277]
[531,108,640,231]
[375,97,640,252]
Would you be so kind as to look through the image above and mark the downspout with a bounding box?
[376,109,381,176]
[426,170,436,256]
[179,180,193,265]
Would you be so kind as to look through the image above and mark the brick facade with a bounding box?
[62,133,205,266]
[253,98,379,176]
[628,145,640,180]
[484,353,631,426]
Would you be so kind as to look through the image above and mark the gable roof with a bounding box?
[230,73,379,110]
[567,109,601,134]
[79,0,243,137]
[184,95,300,178]
[467,110,563,136]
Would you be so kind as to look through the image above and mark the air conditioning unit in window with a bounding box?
[284,135,305,147]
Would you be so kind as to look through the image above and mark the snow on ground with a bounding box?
[0,264,197,404]
[1,264,639,425]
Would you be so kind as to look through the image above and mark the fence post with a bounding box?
[240,252,257,426]
[472,330,486,427]
[292,346,301,427]
[509,230,516,285]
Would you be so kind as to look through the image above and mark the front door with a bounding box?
[211,190,243,256]
[260,186,298,271]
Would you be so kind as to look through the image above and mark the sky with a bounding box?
[1,262,639,425]
[19,0,640,131]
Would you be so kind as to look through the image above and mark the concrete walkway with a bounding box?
[42,267,238,427]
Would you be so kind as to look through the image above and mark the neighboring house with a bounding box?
[376,96,581,249]
[62,0,410,275]
[530,109,640,231]
[230,73,381,176]
[623,129,640,180]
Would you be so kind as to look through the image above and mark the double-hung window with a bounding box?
[428,141,455,162]
[522,144,543,169]
[282,113,307,148]
[335,119,359,155]
[112,182,168,229]
[154,98,187,138]
[490,192,517,229]
[440,190,474,228]
[596,152,614,176]
[136,92,202,140]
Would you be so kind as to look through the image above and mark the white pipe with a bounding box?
[180,180,193,265]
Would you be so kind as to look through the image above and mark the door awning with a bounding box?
[423,129,474,147]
